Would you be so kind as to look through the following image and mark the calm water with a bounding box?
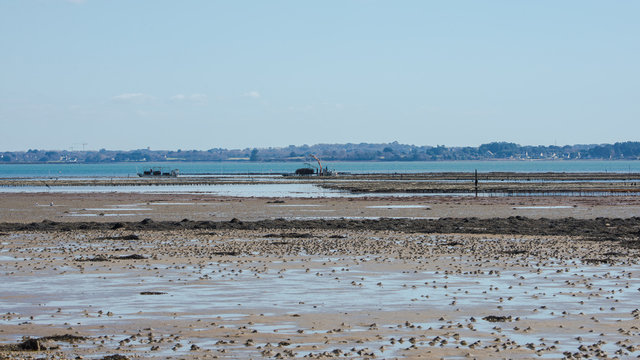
[1,160,640,178]
[0,183,353,198]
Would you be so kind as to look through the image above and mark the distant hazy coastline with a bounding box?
[2,141,640,164]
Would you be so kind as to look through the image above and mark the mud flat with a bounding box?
[317,179,640,195]
[1,227,639,359]
[2,216,640,241]
[4,193,640,223]
[2,172,640,196]
[1,189,640,359]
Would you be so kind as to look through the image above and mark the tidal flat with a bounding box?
[1,225,639,359]
[1,191,640,359]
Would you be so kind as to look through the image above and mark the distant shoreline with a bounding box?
[3,158,640,165]
[2,141,640,163]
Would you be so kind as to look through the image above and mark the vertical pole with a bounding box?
[474,169,478,197]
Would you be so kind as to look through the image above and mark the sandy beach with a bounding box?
[1,193,640,359]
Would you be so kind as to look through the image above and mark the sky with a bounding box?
[1,1,639,151]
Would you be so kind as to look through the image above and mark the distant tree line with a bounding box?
[2,141,640,164]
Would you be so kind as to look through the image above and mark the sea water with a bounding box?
[1,160,640,178]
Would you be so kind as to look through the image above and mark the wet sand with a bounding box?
[3,192,640,223]
[1,193,640,359]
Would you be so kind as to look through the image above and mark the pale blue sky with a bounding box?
[1,1,638,151]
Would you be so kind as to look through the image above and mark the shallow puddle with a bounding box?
[267,204,323,207]
[366,205,431,209]
[80,208,153,211]
[513,206,575,209]
[66,213,149,217]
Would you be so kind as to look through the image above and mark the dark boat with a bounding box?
[138,167,179,177]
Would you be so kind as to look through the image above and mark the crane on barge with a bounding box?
[293,154,335,176]
[310,154,335,176]
[310,154,325,175]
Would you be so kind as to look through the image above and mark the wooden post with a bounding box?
[474,169,478,197]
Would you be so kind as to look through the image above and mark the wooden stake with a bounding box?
[475,169,478,197]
